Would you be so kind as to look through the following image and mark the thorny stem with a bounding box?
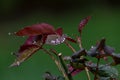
[77,36,91,80]
[42,48,63,76]
[50,49,73,80]
[42,48,70,80]
[94,58,100,80]
[58,53,73,80]
[84,66,91,80]
[84,66,91,79]
[65,39,91,80]
[50,48,68,78]
[77,36,83,49]
[64,40,76,53]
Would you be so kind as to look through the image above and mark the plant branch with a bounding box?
[43,48,72,80]
[50,49,73,80]
[77,36,83,49]
[64,41,76,53]
[77,36,91,80]
[58,53,73,80]
[94,57,100,80]
[49,48,58,56]
[42,48,64,76]
[85,67,91,80]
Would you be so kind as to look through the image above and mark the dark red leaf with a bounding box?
[17,36,42,55]
[10,36,43,67]
[78,16,91,34]
[55,27,63,36]
[25,35,42,45]
[16,23,55,36]
[10,45,40,67]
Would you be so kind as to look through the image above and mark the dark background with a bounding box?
[0,0,120,80]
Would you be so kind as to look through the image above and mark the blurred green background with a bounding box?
[0,0,120,80]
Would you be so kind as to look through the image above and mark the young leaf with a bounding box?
[44,72,65,80]
[104,46,114,55]
[10,45,40,67]
[55,27,63,36]
[98,65,118,78]
[87,39,105,57]
[78,16,91,34]
[87,38,114,58]
[68,65,83,76]
[71,49,86,59]
[89,65,118,79]
[16,23,55,36]
[99,77,115,80]
[97,38,106,51]
[44,72,57,80]
[87,46,98,57]
[58,53,73,80]
[10,36,43,67]
[111,54,120,65]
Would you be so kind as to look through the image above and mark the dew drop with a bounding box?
[8,32,12,35]
[51,40,56,44]
[91,46,94,48]
[16,61,20,66]
[11,52,16,56]
[58,53,62,56]
[11,52,14,55]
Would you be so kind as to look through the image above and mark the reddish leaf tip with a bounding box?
[78,16,91,34]
[55,27,63,36]
[66,37,77,43]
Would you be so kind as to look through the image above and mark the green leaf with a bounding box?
[57,76,65,80]
[91,65,118,79]
[99,77,111,80]
[43,72,65,80]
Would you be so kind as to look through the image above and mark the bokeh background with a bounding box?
[0,0,120,80]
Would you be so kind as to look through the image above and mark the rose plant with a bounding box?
[10,16,119,80]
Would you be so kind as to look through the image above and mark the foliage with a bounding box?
[10,16,120,80]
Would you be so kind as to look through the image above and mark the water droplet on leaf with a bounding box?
[16,61,20,66]
[33,41,37,44]
[8,32,12,35]
[11,52,14,55]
